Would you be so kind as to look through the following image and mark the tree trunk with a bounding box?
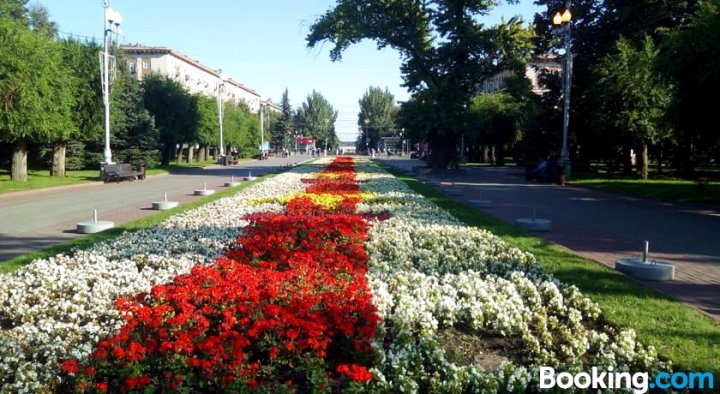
[176,146,183,164]
[489,146,496,165]
[657,142,663,174]
[482,145,489,164]
[426,130,458,169]
[51,142,67,177]
[11,141,28,182]
[622,142,633,176]
[641,142,649,180]
[187,145,194,164]
[161,143,173,166]
[495,144,506,166]
[199,145,207,162]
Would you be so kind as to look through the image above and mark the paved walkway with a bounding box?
[379,156,720,320]
[0,155,312,262]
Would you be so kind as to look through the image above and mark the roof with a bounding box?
[120,44,261,97]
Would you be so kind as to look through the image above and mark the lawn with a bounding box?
[383,165,720,374]
[570,177,720,206]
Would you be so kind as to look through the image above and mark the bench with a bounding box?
[101,163,145,183]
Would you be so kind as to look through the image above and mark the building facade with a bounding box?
[482,55,561,95]
[120,45,263,113]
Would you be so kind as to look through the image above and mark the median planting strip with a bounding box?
[0,157,692,392]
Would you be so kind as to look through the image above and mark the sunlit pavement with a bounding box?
[0,155,312,262]
[379,156,720,320]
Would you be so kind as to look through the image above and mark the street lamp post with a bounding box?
[553,2,573,179]
[100,1,121,164]
[260,101,265,155]
[216,71,225,161]
[363,119,370,154]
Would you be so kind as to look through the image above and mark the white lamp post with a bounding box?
[260,101,265,155]
[553,2,573,179]
[216,70,226,160]
[363,118,370,154]
[100,1,121,164]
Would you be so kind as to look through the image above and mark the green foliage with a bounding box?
[0,0,29,22]
[60,39,103,144]
[308,0,535,168]
[532,0,699,169]
[294,90,338,150]
[593,36,672,145]
[111,68,159,167]
[358,86,396,150]
[194,94,220,146]
[223,101,259,157]
[142,73,198,146]
[273,89,295,150]
[660,0,720,171]
[468,89,529,165]
[0,18,75,144]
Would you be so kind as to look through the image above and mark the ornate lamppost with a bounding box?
[553,2,573,179]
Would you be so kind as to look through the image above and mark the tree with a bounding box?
[468,90,527,166]
[308,0,535,168]
[193,94,219,161]
[294,91,338,151]
[0,18,74,181]
[142,74,197,165]
[110,61,159,168]
[358,86,396,152]
[223,101,259,158]
[660,0,720,174]
[0,0,29,22]
[532,0,699,169]
[50,39,103,176]
[593,36,672,179]
[272,89,295,151]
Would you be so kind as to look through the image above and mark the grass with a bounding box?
[570,176,720,206]
[0,159,223,195]
[0,169,101,194]
[382,164,720,373]
[0,171,277,274]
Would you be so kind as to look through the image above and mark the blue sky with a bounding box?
[39,1,541,141]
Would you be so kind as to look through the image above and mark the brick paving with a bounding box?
[0,156,311,262]
[381,157,720,320]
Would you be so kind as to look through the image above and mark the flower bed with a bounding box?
[59,157,381,392]
[354,161,665,392]
[1,157,667,393]
[0,172,305,392]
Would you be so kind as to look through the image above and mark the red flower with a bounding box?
[337,363,373,382]
[60,359,80,374]
[72,157,381,391]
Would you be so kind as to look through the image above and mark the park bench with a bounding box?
[101,163,145,183]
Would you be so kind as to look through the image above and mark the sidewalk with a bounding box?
[379,156,720,320]
[0,155,311,262]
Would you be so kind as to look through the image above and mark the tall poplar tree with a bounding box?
[0,18,74,181]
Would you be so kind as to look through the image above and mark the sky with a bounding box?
[39,1,542,141]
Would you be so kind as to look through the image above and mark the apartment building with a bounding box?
[482,55,561,95]
[120,45,267,113]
